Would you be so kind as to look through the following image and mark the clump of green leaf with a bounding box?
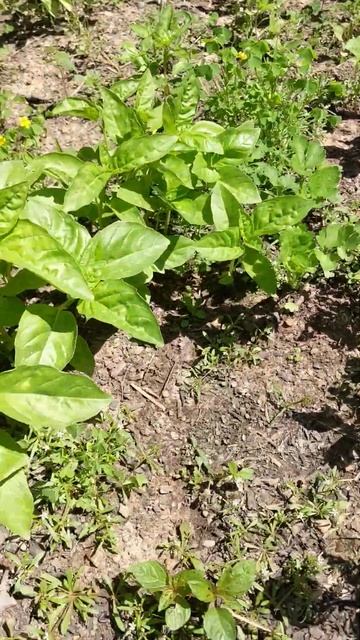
[112,558,259,640]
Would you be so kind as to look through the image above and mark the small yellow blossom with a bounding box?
[18,116,31,129]
[236,51,248,61]
[0,135,6,147]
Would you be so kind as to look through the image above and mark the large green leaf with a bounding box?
[216,167,261,206]
[64,164,112,212]
[196,228,243,262]
[0,182,28,236]
[0,220,93,300]
[129,561,168,592]
[172,192,211,225]
[51,97,100,121]
[70,335,95,376]
[174,71,200,127]
[156,236,195,270]
[115,135,177,172]
[82,221,169,280]
[0,469,33,538]
[0,160,26,189]
[101,88,141,141]
[203,608,236,640]
[0,270,45,297]
[253,196,313,235]
[0,431,28,482]
[78,279,163,346]
[116,180,155,211]
[181,121,224,154]
[22,196,90,260]
[135,69,157,117]
[0,365,110,427]
[217,560,257,598]
[0,296,25,326]
[219,122,260,155]
[241,246,277,294]
[29,153,84,185]
[210,182,242,230]
[15,305,78,369]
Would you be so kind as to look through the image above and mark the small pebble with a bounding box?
[202,539,216,549]
[159,484,172,494]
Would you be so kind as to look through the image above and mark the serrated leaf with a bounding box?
[203,608,236,640]
[78,279,163,346]
[15,304,77,369]
[82,221,169,280]
[0,220,92,300]
[0,365,111,427]
[308,165,341,201]
[64,164,112,212]
[129,561,168,592]
[196,228,243,262]
[0,469,33,538]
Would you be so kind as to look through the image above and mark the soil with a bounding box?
[0,1,359,639]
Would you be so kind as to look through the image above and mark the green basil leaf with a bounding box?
[211,182,242,230]
[78,279,163,346]
[253,196,313,235]
[187,574,215,603]
[220,123,260,154]
[0,160,27,188]
[174,71,200,127]
[117,180,155,211]
[217,167,261,205]
[82,221,169,280]
[0,431,28,482]
[101,88,141,141]
[203,608,236,640]
[110,78,139,101]
[0,296,26,326]
[51,97,100,121]
[0,469,33,538]
[0,270,46,297]
[156,236,195,270]
[172,192,211,225]
[29,152,84,185]
[15,304,78,369]
[129,561,168,592]
[196,228,243,262]
[0,182,28,236]
[22,196,91,260]
[64,164,112,213]
[115,134,177,172]
[70,335,95,376]
[135,69,157,117]
[0,220,93,300]
[0,365,110,427]
[280,227,318,278]
[241,246,277,294]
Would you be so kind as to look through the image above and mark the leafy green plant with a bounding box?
[116,558,261,640]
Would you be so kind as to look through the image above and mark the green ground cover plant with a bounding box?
[0,3,359,542]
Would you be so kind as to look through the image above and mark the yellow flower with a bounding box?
[0,135,6,147]
[236,51,248,61]
[18,116,31,129]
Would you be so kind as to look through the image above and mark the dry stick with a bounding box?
[129,381,166,411]
[160,361,177,396]
[230,611,272,634]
